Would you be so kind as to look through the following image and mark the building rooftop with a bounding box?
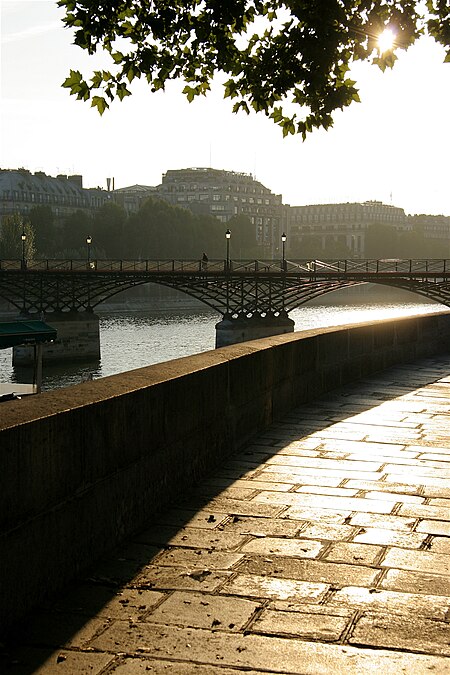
[113,184,155,193]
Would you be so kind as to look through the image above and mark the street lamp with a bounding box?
[86,234,92,312]
[281,232,287,271]
[86,235,92,266]
[21,230,26,269]
[225,229,231,271]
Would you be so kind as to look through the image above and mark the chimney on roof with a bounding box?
[68,175,83,189]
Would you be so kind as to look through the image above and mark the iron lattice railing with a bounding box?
[1,257,450,274]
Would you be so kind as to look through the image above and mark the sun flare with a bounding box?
[378,28,396,53]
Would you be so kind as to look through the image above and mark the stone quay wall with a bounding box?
[1,310,450,633]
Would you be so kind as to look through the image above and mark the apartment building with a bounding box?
[154,168,283,252]
[0,168,112,224]
[285,201,408,256]
[112,184,156,215]
[407,213,450,242]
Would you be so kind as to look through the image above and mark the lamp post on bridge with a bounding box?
[225,229,231,316]
[20,229,27,313]
[281,232,287,272]
[225,229,231,272]
[21,230,26,270]
[86,235,93,311]
[86,235,92,267]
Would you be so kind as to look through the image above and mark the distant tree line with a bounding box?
[0,198,260,260]
[1,201,449,261]
[364,221,450,259]
[289,221,450,260]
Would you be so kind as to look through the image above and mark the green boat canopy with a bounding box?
[0,320,57,349]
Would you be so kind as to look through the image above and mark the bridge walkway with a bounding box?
[2,356,450,673]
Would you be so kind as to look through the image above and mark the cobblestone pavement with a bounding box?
[3,356,450,674]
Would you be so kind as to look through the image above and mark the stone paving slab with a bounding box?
[2,354,450,673]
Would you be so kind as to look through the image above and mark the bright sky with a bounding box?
[1,0,449,216]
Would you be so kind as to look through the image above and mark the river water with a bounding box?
[0,294,444,392]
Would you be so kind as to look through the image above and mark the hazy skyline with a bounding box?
[1,0,449,216]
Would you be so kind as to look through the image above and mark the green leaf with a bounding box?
[182,85,196,102]
[270,107,283,124]
[91,96,108,114]
[232,101,249,114]
[91,71,103,87]
[116,84,131,101]
[62,69,82,89]
[121,21,135,36]
[112,52,124,64]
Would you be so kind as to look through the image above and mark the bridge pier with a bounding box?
[13,311,101,365]
[215,312,295,348]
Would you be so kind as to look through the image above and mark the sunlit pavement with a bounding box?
[3,356,450,674]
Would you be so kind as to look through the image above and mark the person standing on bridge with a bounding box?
[202,252,208,271]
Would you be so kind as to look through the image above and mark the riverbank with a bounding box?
[1,293,443,392]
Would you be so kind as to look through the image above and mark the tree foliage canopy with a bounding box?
[47,198,247,259]
[127,197,227,258]
[0,214,35,259]
[59,0,449,136]
[29,206,56,256]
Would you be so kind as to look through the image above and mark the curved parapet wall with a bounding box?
[1,310,450,632]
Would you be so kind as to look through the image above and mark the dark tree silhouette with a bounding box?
[59,0,448,137]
